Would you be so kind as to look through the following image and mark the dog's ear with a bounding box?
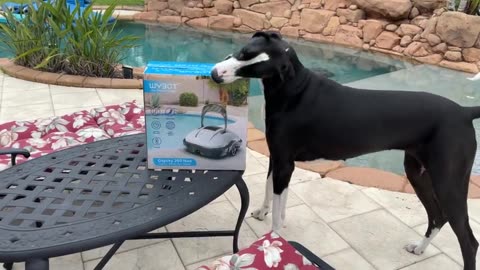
[252,31,283,40]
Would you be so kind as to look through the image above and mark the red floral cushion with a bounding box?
[196,232,320,270]
[0,101,145,170]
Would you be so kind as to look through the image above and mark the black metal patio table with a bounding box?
[0,134,249,270]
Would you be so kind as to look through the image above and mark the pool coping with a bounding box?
[245,124,480,199]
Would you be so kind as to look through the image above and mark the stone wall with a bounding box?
[138,0,480,73]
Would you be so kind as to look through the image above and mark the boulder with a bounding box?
[300,9,336,33]
[426,34,441,46]
[181,7,205,18]
[250,1,292,17]
[352,0,412,20]
[420,17,438,38]
[205,8,219,16]
[444,51,462,61]
[362,20,385,43]
[239,0,259,8]
[157,15,182,25]
[281,26,300,37]
[208,15,235,30]
[409,7,419,19]
[436,12,480,48]
[413,0,447,12]
[385,24,398,32]
[432,42,448,53]
[334,25,363,48]
[375,31,401,49]
[325,0,351,10]
[323,16,341,36]
[439,60,479,73]
[400,35,412,47]
[168,0,184,12]
[415,54,443,65]
[411,16,429,29]
[290,11,301,26]
[232,9,267,30]
[147,1,169,11]
[404,42,430,57]
[336,8,365,23]
[186,17,209,28]
[214,0,233,14]
[396,24,423,36]
[463,48,480,62]
[134,11,158,21]
[271,17,289,28]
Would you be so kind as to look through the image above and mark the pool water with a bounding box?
[146,113,234,149]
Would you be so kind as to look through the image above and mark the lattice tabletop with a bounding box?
[0,134,247,265]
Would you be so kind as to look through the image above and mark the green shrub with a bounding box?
[0,0,139,77]
[179,92,199,107]
[225,79,249,106]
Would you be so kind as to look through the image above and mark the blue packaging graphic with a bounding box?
[143,61,249,171]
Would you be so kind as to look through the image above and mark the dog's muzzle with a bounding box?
[210,68,223,84]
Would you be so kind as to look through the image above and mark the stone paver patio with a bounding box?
[1,70,479,270]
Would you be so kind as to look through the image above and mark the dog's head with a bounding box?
[210,31,296,84]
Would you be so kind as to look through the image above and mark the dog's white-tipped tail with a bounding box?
[467,72,480,81]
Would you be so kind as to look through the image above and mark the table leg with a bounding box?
[233,178,249,253]
[25,259,49,270]
[94,241,125,270]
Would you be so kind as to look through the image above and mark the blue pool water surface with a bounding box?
[146,113,234,149]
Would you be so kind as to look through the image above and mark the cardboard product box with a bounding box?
[143,61,250,171]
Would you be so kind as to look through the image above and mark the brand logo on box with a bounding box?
[144,80,181,93]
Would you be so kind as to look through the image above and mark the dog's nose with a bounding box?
[210,68,223,83]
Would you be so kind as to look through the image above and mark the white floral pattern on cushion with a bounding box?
[0,101,145,170]
[196,232,321,270]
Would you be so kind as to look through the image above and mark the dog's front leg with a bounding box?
[271,160,294,233]
[252,158,273,221]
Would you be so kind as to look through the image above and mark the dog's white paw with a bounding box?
[405,243,425,255]
[251,207,269,221]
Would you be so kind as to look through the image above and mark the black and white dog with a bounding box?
[211,31,480,269]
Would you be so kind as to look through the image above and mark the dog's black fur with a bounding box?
[212,31,480,269]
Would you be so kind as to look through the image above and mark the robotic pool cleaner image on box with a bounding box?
[143,61,249,171]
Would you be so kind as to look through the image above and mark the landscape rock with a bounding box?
[160,9,180,16]
[393,45,405,53]
[208,14,235,30]
[322,16,340,36]
[239,0,259,8]
[463,48,480,62]
[444,51,462,61]
[385,24,398,31]
[375,31,401,49]
[214,0,233,14]
[290,11,300,26]
[250,1,291,16]
[232,9,267,30]
[396,24,423,36]
[181,7,205,18]
[404,42,430,57]
[148,1,168,11]
[426,34,441,46]
[157,15,181,25]
[271,17,289,28]
[300,9,336,33]
[415,54,443,65]
[303,33,334,43]
[432,42,448,53]
[334,25,363,48]
[362,20,385,42]
[325,0,350,10]
[204,7,218,16]
[134,11,158,21]
[352,0,412,20]
[281,26,300,37]
[409,7,419,19]
[186,17,208,28]
[309,0,322,9]
[411,16,429,29]
[168,0,184,12]
[400,35,412,47]
[413,0,447,12]
[336,8,365,23]
[436,12,480,47]
[439,60,479,73]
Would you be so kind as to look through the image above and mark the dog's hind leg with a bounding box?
[403,152,447,255]
[251,159,273,221]
[427,136,478,270]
